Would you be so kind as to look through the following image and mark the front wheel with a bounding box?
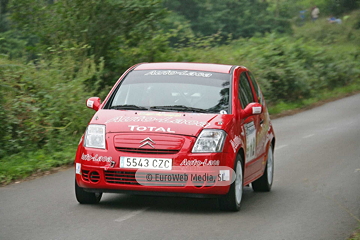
[218,155,243,211]
[252,144,274,192]
[75,180,102,204]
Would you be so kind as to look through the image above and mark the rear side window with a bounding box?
[248,71,263,105]
[239,72,254,109]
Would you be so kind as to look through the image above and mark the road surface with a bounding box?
[1,94,359,240]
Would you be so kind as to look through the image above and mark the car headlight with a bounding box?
[84,124,106,149]
[192,129,226,153]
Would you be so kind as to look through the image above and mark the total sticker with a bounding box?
[76,163,81,174]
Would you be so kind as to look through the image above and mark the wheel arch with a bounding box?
[236,147,245,174]
[271,137,276,151]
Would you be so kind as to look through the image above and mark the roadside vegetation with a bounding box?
[349,227,360,240]
[0,0,359,187]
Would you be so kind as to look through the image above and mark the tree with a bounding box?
[163,0,292,40]
[0,0,10,32]
[328,0,360,15]
[8,0,168,86]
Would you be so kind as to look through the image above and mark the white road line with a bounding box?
[115,207,150,223]
[303,134,315,139]
[275,145,288,150]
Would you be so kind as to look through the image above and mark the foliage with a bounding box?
[326,0,360,16]
[293,10,360,45]
[268,79,360,115]
[168,32,360,104]
[237,34,359,102]
[0,147,75,185]
[0,30,27,59]
[349,228,360,240]
[0,48,103,158]
[8,0,168,87]
[265,0,360,32]
[0,0,10,32]
[163,0,292,40]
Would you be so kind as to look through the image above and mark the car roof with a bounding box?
[133,62,235,74]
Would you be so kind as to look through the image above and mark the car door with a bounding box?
[247,71,268,160]
[238,72,262,180]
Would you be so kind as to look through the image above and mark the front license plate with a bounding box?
[120,157,172,170]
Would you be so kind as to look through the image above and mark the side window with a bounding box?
[248,71,263,105]
[238,72,254,109]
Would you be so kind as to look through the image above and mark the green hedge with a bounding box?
[0,49,103,158]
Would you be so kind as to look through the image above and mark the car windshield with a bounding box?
[106,70,231,114]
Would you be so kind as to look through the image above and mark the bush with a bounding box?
[293,10,360,45]
[238,34,359,103]
[0,31,27,59]
[0,48,103,158]
[171,32,360,105]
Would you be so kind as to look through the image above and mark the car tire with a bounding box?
[75,180,102,204]
[252,144,274,192]
[218,155,243,211]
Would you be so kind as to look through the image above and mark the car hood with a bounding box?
[89,110,232,137]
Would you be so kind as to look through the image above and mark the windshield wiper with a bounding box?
[150,105,209,113]
[110,105,148,110]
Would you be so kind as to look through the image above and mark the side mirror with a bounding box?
[241,102,262,119]
[86,97,101,111]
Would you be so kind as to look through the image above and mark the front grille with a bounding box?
[104,170,139,185]
[82,170,90,182]
[89,171,100,183]
[115,147,179,154]
[113,133,184,155]
[104,170,185,187]
[82,170,100,183]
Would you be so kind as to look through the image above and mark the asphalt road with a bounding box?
[1,94,359,240]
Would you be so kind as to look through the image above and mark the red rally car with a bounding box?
[75,62,275,211]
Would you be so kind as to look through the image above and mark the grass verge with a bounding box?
[0,147,76,186]
[268,82,360,117]
[349,227,360,240]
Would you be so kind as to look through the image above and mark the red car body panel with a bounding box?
[75,62,275,197]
